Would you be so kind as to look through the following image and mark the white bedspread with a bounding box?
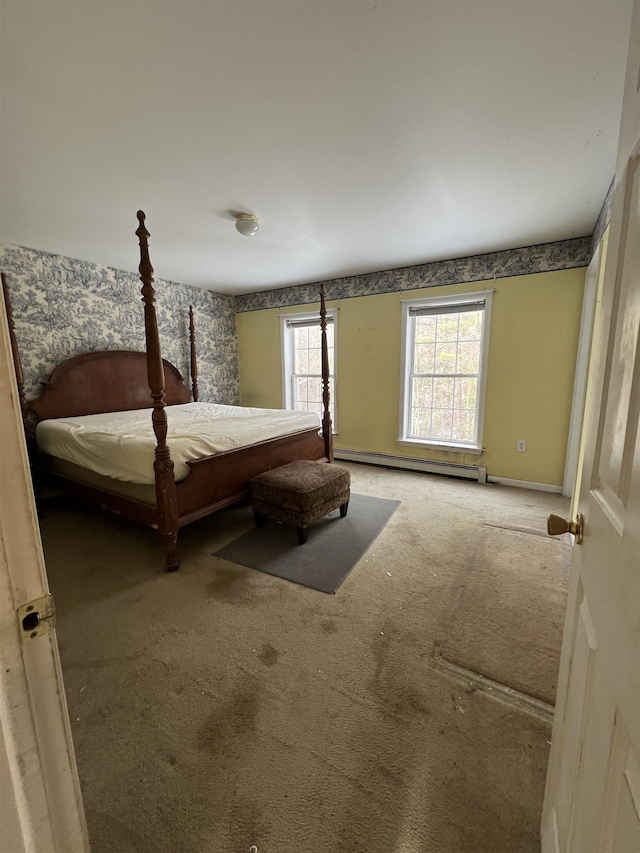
[36,402,321,485]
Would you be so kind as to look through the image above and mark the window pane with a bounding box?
[433,377,454,409]
[458,311,482,341]
[294,376,308,403]
[454,377,477,410]
[308,325,322,348]
[295,327,308,349]
[411,376,433,408]
[415,316,436,343]
[308,348,322,374]
[431,409,453,440]
[295,347,309,374]
[456,340,480,374]
[411,408,431,437]
[414,343,435,374]
[434,342,457,373]
[308,376,322,401]
[453,409,475,442]
[436,314,459,342]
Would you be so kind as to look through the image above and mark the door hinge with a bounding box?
[17,594,56,643]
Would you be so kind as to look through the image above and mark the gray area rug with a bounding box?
[214,492,400,593]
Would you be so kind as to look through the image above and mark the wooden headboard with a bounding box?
[28,350,191,423]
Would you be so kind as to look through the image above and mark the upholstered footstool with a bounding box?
[251,460,351,544]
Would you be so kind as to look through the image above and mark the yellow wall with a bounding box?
[237,268,586,486]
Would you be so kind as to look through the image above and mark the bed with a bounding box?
[2,211,334,570]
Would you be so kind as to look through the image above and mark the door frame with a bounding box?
[562,241,602,497]
[0,283,88,851]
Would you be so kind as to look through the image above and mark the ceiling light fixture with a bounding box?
[235,213,259,237]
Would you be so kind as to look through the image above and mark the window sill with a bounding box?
[397,438,484,456]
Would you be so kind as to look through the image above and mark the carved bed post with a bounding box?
[188,305,199,402]
[136,211,180,571]
[1,272,30,432]
[319,284,334,463]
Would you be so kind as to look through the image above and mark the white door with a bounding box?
[0,283,88,846]
[541,7,640,852]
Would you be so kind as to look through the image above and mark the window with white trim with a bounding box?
[281,310,337,429]
[399,291,493,452]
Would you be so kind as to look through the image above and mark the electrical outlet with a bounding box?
[517,440,527,452]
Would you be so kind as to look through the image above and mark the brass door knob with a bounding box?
[547,513,584,544]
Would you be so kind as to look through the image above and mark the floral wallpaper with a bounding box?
[235,236,592,313]
[0,244,239,404]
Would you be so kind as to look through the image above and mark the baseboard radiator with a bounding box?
[333,449,487,484]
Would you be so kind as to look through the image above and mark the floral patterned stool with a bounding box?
[250,460,351,545]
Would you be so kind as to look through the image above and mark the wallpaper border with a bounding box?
[591,179,614,254]
[235,235,592,313]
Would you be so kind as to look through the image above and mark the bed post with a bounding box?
[188,305,199,402]
[1,272,30,432]
[319,284,334,463]
[136,211,180,571]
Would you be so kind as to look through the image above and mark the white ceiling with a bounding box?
[0,1,632,295]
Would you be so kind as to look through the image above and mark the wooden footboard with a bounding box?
[176,428,327,524]
[31,427,326,535]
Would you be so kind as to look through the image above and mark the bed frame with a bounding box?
[1,211,333,570]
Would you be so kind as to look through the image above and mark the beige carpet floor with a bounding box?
[40,464,572,853]
[437,525,570,705]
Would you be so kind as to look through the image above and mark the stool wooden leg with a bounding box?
[254,511,266,528]
[340,501,349,518]
[296,526,308,545]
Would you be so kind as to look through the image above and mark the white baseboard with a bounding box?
[487,476,563,494]
[333,449,487,483]
[334,450,562,493]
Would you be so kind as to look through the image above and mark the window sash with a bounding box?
[402,298,490,448]
[291,374,335,418]
[407,374,480,444]
[292,372,334,380]
[281,309,338,431]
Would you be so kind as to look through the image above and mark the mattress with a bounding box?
[36,402,321,485]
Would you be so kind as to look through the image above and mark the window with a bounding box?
[281,310,337,429]
[399,291,493,452]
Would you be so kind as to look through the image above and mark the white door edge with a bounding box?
[0,282,89,852]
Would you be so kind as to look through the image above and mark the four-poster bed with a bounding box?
[1,211,334,570]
